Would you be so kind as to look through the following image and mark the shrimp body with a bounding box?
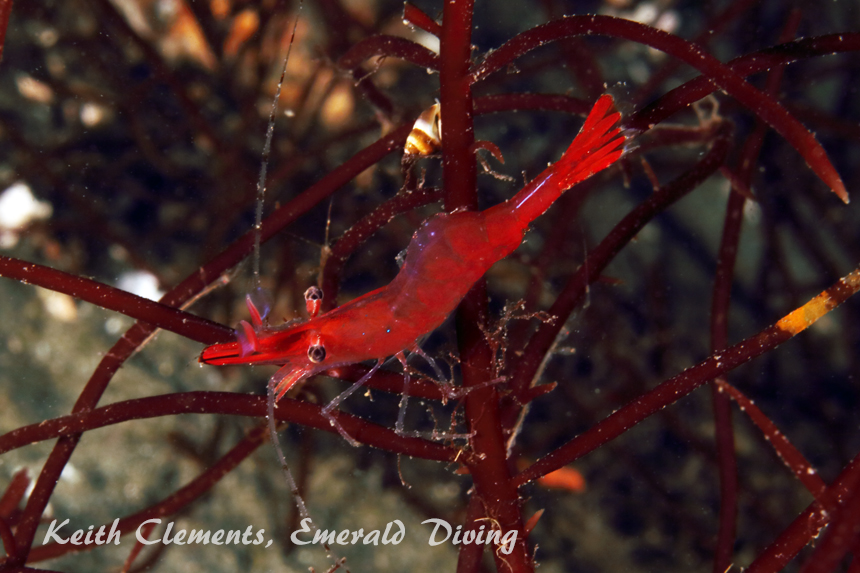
[201,95,626,400]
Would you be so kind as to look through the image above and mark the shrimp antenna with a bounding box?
[267,389,311,521]
[268,386,339,565]
[252,2,302,291]
[250,2,338,565]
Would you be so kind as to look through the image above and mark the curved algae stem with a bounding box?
[515,265,860,488]
[776,269,860,335]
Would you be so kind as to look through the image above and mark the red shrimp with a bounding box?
[201,94,627,438]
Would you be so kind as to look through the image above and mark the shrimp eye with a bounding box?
[304,286,323,302]
[307,344,326,363]
[304,286,324,318]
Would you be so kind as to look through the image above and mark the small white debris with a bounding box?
[36,287,78,322]
[744,200,762,225]
[105,316,126,335]
[60,462,82,485]
[117,270,164,301]
[80,102,108,127]
[0,182,52,248]
[16,74,54,104]
[412,29,440,54]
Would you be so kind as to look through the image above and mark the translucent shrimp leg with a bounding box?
[394,352,415,436]
[319,359,383,446]
[394,349,475,441]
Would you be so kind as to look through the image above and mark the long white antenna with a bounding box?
[252,2,338,564]
[253,5,302,292]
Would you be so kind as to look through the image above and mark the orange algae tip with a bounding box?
[405,102,442,155]
[776,269,860,335]
[536,465,587,492]
[523,509,545,536]
[518,459,586,492]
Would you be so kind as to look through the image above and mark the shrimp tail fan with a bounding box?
[552,94,627,191]
[499,94,629,229]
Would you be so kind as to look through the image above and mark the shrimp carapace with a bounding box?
[201,94,627,407]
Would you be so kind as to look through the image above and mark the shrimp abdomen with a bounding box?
[483,94,626,243]
[388,210,521,328]
[383,94,625,335]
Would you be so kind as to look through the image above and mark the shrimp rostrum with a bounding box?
[200,94,627,443]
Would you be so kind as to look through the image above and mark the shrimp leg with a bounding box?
[320,359,384,446]
[394,349,481,441]
[395,352,412,436]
